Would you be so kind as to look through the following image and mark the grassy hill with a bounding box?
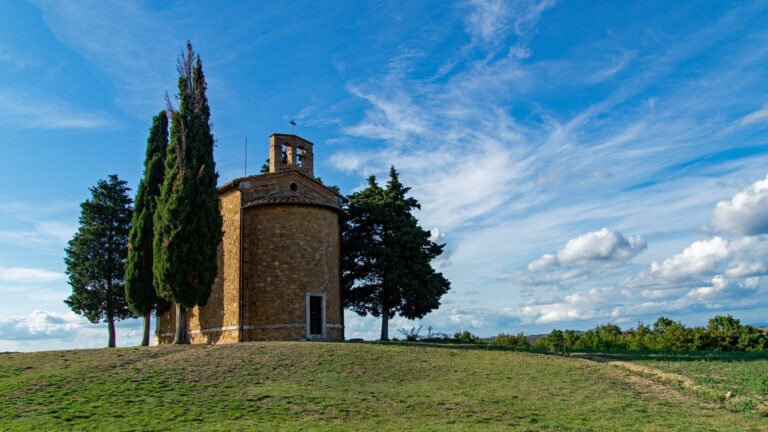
[0,342,766,431]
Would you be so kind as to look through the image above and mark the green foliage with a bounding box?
[260,158,269,174]
[154,43,222,311]
[125,111,171,319]
[342,167,450,340]
[64,175,135,347]
[491,332,530,348]
[315,177,341,194]
[534,329,568,353]
[536,315,768,353]
[453,330,479,343]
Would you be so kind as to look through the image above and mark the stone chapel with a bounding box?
[155,134,346,344]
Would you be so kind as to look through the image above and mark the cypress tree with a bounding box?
[153,42,222,344]
[65,175,135,347]
[125,111,171,346]
[342,167,451,340]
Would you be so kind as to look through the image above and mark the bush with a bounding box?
[529,315,767,353]
[398,325,422,341]
[650,317,693,350]
[454,330,479,343]
[575,324,626,350]
[492,332,530,348]
[533,330,568,354]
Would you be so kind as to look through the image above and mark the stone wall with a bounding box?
[156,189,242,344]
[156,172,346,345]
[241,204,344,340]
[238,170,341,210]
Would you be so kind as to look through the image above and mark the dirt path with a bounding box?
[572,353,768,416]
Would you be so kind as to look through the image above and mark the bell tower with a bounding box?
[269,134,314,178]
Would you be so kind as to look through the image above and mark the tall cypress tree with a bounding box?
[65,175,135,347]
[153,42,222,344]
[125,111,171,346]
[342,167,451,340]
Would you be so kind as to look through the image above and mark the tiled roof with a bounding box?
[242,194,341,210]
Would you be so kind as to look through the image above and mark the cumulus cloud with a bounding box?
[528,228,646,271]
[511,288,618,324]
[725,258,768,278]
[429,228,446,243]
[527,253,557,271]
[557,228,646,265]
[711,174,768,235]
[0,310,86,341]
[685,275,759,303]
[0,310,144,351]
[627,236,768,289]
[647,237,730,282]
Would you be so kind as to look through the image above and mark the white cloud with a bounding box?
[429,228,446,243]
[725,258,768,278]
[738,103,768,125]
[528,253,557,271]
[557,228,646,265]
[0,310,86,341]
[465,0,557,46]
[629,237,731,286]
[528,228,645,271]
[626,236,768,290]
[0,310,144,351]
[0,267,65,283]
[512,288,617,324]
[685,275,758,302]
[0,89,114,129]
[0,221,76,249]
[30,0,179,119]
[711,174,768,235]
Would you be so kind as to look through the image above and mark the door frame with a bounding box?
[306,292,326,339]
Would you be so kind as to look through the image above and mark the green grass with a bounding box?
[0,342,765,431]
[582,350,768,415]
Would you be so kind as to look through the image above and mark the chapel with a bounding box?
[155,134,346,344]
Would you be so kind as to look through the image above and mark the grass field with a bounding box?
[0,342,766,431]
[577,350,768,415]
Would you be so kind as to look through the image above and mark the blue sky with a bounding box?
[3,0,768,350]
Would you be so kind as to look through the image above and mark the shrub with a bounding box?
[454,330,479,343]
[575,324,626,350]
[398,325,422,341]
[492,332,530,348]
[650,317,693,350]
[534,330,567,354]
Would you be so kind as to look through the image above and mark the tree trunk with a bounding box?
[173,304,189,344]
[380,305,389,341]
[141,311,151,346]
[107,315,116,348]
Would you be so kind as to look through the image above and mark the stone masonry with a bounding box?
[156,134,346,344]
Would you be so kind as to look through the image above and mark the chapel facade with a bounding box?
[155,134,346,344]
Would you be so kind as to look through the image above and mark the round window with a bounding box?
[290,183,298,192]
